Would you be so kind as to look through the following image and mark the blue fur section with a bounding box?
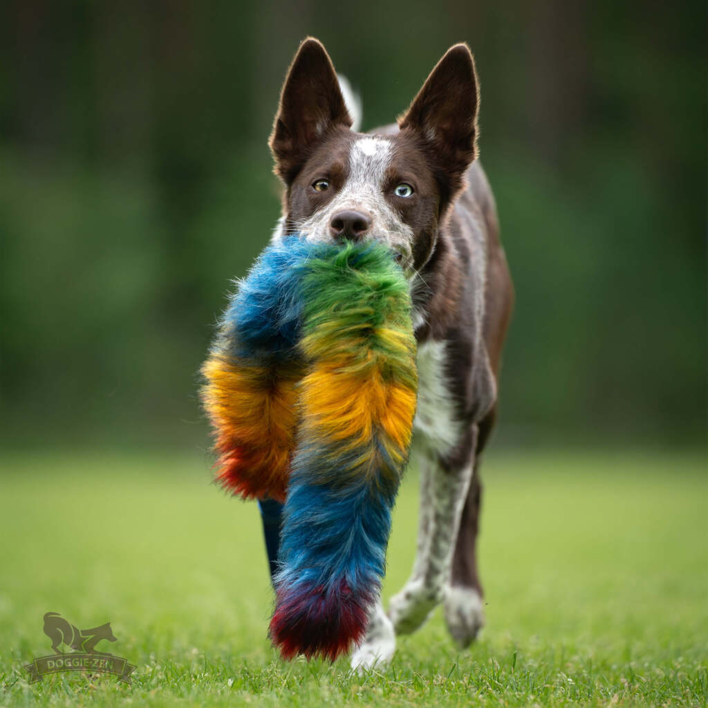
[275,443,399,597]
[220,236,318,356]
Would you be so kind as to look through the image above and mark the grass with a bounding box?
[0,448,706,706]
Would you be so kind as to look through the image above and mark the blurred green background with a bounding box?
[0,1,705,449]
[1,450,706,705]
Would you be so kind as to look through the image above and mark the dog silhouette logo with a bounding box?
[24,613,135,684]
[43,612,118,655]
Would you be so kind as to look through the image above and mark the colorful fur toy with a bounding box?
[201,236,418,661]
[201,239,311,502]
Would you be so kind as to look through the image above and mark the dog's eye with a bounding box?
[394,183,414,198]
[312,179,330,192]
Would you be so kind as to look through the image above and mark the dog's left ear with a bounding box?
[270,38,352,183]
[399,44,480,202]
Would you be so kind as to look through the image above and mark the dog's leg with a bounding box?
[350,599,396,672]
[411,450,433,577]
[443,466,485,647]
[444,407,495,647]
[257,498,284,587]
[388,431,476,635]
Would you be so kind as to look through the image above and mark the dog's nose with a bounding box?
[329,210,372,242]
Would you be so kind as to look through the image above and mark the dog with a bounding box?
[266,38,514,669]
[43,612,118,654]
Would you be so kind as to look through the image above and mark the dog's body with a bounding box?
[268,39,513,669]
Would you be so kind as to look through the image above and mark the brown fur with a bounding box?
[270,38,353,184]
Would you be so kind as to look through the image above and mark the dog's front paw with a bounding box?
[443,585,485,648]
[350,607,395,674]
[388,578,443,635]
[350,634,395,673]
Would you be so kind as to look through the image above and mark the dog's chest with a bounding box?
[412,339,461,455]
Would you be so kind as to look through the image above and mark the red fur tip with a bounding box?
[214,453,288,503]
[269,580,371,662]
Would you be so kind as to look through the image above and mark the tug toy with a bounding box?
[201,236,418,661]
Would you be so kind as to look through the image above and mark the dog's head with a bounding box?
[270,38,480,273]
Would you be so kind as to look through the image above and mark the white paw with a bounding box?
[388,577,443,635]
[443,585,485,648]
[350,612,395,673]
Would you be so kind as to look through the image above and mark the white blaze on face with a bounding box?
[355,137,381,157]
[296,136,415,263]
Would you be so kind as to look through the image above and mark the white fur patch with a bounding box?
[411,308,426,331]
[350,601,396,672]
[337,74,362,132]
[413,340,462,455]
[270,215,286,245]
[389,575,442,635]
[444,586,485,647]
[355,137,381,157]
[348,138,392,189]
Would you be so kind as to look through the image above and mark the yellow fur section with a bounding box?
[201,355,301,499]
[301,323,413,362]
[297,309,418,483]
[298,361,417,474]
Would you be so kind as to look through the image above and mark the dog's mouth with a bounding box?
[362,235,412,270]
[296,229,413,270]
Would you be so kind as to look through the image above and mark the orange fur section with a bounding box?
[201,355,301,501]
[298,354,417,482]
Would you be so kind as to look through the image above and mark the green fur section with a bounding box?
[299,242,417,380]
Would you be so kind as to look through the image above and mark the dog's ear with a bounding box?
[399,44,479,202]
[270,38,352,183]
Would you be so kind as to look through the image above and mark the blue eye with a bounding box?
[312,179,330,192]
[394,183,414,198]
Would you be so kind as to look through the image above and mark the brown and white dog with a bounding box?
[269,38,514,669]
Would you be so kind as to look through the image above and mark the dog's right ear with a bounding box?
[270,38,352,183]
[399,44,479,205]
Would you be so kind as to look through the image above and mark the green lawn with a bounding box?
[0,449,706,707]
